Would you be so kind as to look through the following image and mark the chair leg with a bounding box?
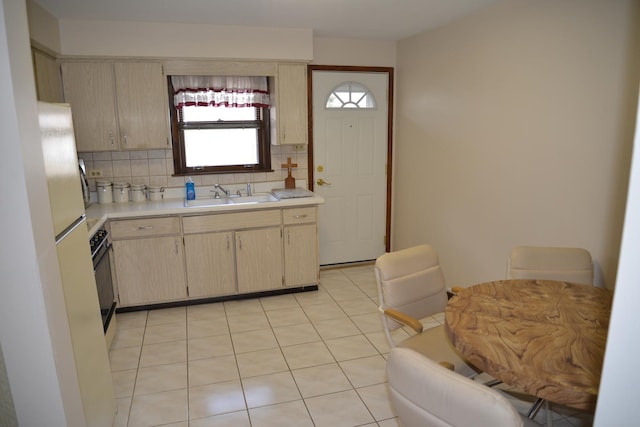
[527,398,553,427]
[545,400,553,427]
[527,398,545,419]
[482,378,502,388]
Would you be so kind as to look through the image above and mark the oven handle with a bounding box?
[91,230,111,259]
[93,241,112,272]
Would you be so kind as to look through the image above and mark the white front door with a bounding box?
[312,70,390,265]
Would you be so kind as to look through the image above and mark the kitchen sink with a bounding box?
[183,198,234,207]
[229,193,278,204]
[184,193,278,207]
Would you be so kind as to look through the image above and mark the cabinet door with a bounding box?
[32,49,64,103]
[184,232,236,298]
[275,63,308,145]
[284,224,319,286]
[61,62,119,152]
[114,62,170,150]
[113,236,186,306]
[236,227,283,293]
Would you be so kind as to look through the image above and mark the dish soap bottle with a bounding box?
[185,177,196,200]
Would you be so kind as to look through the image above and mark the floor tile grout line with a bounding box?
[117,266,398,427]
[123,309,148,427]
[305,270,393,425]
[113,264,593,426]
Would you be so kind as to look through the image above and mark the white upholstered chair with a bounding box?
[374,244,479,377]
[507,245,594,425]
[507,246,594,285]
[387,347,541,427]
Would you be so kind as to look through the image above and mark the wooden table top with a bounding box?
[445,279,612,411]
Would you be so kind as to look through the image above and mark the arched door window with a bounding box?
[325,81,376,109]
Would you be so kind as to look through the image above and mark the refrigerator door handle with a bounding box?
[55,214,86,245]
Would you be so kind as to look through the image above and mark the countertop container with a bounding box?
[148,186,165,201]
[96,181,113,204]
[130,184,147,202]
[113,182,130,203]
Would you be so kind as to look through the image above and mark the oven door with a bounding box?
[93,236,116,332]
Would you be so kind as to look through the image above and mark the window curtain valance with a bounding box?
[171,76,270,108]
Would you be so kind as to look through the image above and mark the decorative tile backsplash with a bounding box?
[78,145,308,192]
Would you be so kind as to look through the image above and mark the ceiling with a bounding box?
[33,0,499,41]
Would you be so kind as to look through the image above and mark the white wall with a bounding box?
[27,1,396,67]
[59,19,313,61]
[595,87,640,426]
[393,0,640,288]
[0,0,85,425]
[25,0,59,51]
[312,37,396,67]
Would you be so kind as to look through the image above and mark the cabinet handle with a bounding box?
[136,226,153,230]
[294,214,308,219]
[109,130,115,147]
[175,240,179,255]
[122,134,128,146]
[238,235,242,250]
[226,235,230,250]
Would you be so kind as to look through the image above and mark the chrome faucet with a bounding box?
[214,184,230,196]
[246,183,252,196]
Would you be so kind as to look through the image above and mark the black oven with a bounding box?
[90,228,116,333]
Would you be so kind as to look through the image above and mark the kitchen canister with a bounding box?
[130,184,147,202]
[96,181,113,204]
[147,186,165,201]
[113,182,130,203]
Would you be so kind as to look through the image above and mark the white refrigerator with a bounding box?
[39,101,116,427]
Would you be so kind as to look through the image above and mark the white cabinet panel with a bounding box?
[184,232,236,298]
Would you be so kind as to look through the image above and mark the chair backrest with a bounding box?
[375,244,448,332]
[507,246,594,285]
[387,347,528,427]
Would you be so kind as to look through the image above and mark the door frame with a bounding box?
[307,65,394,253]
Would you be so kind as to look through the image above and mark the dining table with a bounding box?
[444,279,613,412]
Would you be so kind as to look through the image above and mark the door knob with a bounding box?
[316,178,332,186]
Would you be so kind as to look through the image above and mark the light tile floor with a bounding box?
[109,265,594,427]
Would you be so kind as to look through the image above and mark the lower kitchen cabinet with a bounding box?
[113,235,187,306]
[236,227,284,293]
[184,232,236,298]
[109,216,186,307]
[283,207,319,287]
[108,205,319,308]
[183,209,284,298]
[284,223,318,286]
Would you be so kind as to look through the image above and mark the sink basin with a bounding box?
[229,193,278,204]
[184,198,233,207]
[184,193,278,207]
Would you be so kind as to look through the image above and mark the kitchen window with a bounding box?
[169,75,272,175]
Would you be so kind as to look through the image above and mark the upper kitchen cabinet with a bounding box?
[113,63,170,150]
[61,61,170,151]
[272,63,308,145]
[31,48,64,103]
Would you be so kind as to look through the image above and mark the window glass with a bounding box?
[326,81,376,109]
[169,76,272,175]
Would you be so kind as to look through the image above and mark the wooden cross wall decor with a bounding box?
[282,157,298,189]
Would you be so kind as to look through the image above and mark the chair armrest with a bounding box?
[382,308,423,333]
[438,361,455,371]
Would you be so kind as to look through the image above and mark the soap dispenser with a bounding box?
[185,177,196,200]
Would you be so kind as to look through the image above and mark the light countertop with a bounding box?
[85,193,324,236]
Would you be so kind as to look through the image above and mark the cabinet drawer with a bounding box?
[283,207,316,225]
[183,209,281,234]
[110,217,181,239]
